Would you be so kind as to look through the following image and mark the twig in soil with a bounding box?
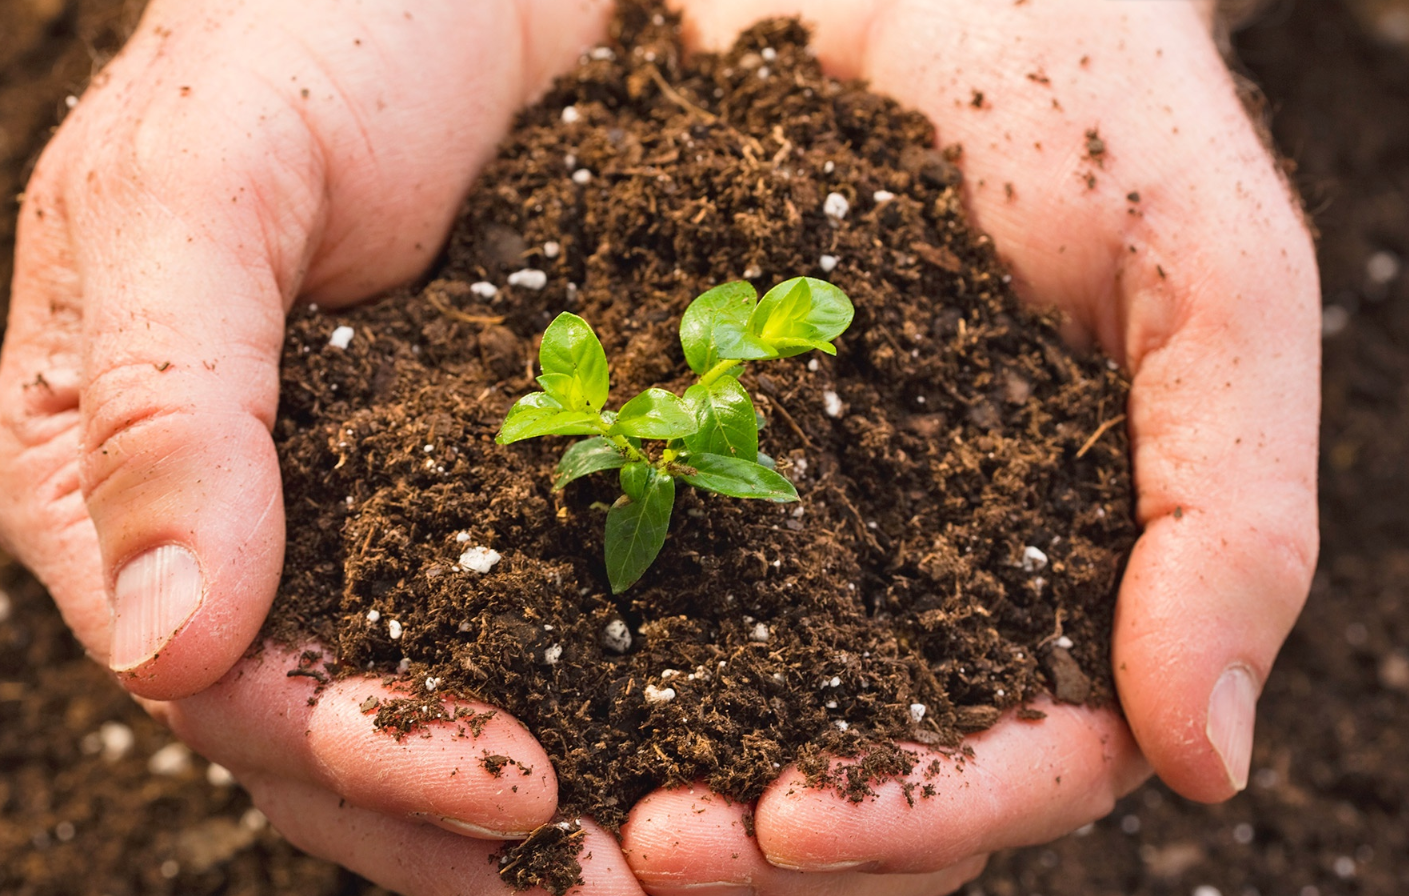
[762,396,814,450]
[1074,414,1127,459]
[424,292,506,326]
[645,64,717,123]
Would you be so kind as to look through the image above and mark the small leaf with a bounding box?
[678,453,798,501]
[748,277,855,358]
[682,377,758,461]
[679,281,757,374]
[496,392,601,444]
[553,437,629,490]
[611,388,697,440]
[752,277,813,343]
[539,313,610,411]
[605,468,675,593]
[619,461,652,501]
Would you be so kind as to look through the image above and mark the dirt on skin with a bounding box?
[264,4,1135,887]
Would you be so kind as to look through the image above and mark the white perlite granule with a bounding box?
[823,191,850,220]
[543,644,563,665]
[387,619,403,640]
[819,254,839,273]
[508,269,548,291]
[470,281,498,298]
[571,168,593,185]
[148,742,193,777]
[458,545,502,573]
[822,390,843,418]
[601,619,632,654]
[1021,545,1049,572]
[98,722,135,762]
[909,703,927,724]
[206,763,237,787]
[644,684,677,704]
[328,326,355,349]
[873,190,896,203]
[561,105,581,124]
[749,622,770,643]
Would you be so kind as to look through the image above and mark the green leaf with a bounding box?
[678,453,798,502]
[605,468,675,593]
[679,281,758,374]
[553,437,628,490]
[682,377,758,461]
[611,388,697,440]
[619,461,652,501]
[538,313,610,411]
[496,392,601,444]
[679,281,776,370]
[748,277,855,358]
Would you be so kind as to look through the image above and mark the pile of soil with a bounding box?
[267,5,1134,879]
[4,1,1407,895]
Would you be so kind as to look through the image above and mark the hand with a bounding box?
[620,1,1318,891]
[0,1,648,892]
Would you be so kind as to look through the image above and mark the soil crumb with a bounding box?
[267,2,1136,890]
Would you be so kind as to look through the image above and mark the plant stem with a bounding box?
[698,359,743,388]
[595,419,650,465]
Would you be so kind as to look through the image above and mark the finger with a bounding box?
[157,643,558,839]
[623,785,986,896]
[243,770,646,896]
[749,703,1147,874]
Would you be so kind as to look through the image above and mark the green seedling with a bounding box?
[496,277,854,593]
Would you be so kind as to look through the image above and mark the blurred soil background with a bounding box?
[1,0,1406,893]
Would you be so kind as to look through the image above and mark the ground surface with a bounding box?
[1,1,1406,894]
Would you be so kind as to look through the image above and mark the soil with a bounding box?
[1,1,1407,895]
[268,6,1135,882]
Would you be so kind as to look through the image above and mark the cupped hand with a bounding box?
[0,0,648,892]
[621,0,1319,891]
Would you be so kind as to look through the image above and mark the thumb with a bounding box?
[52,32,329,700]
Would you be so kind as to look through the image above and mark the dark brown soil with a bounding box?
[2,1,1407,895]
[267,9,1135,878]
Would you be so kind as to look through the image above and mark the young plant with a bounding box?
[497,277,853,593]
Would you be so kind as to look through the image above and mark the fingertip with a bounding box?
[87,405,286,700]
[309,685,560,837]
[1113,507,1307,803]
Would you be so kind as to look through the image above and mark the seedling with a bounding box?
[496,277,854,592]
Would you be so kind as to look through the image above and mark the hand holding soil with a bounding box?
[0,1,1318,895]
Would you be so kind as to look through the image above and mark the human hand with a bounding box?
[620,1,1318,891]
[0,1,649,891]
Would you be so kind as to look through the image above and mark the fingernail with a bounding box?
[111,545,204,671]
[435,815,534,840]
[1206,664,1258,792]
[765,857,879,873]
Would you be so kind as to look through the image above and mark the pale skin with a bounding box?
[0,0,1318,893]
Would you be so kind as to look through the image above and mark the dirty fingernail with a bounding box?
[435,815,534,840]
[1206,664,1258,792]
[110,545,204,671]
